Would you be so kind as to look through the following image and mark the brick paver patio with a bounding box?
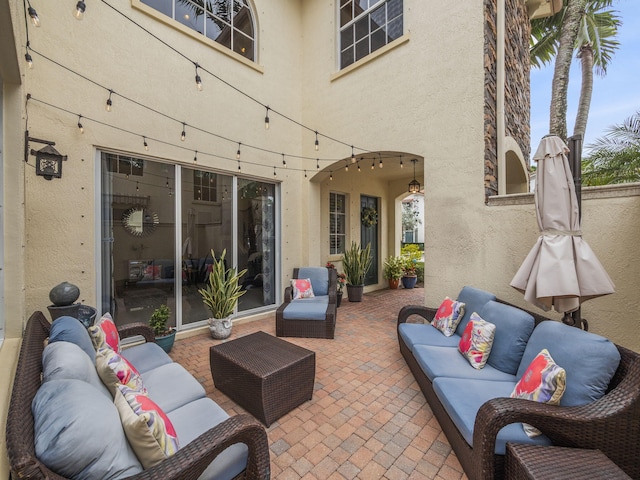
[170,287,467,479]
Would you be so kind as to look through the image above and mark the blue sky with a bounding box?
[530,0,640,157]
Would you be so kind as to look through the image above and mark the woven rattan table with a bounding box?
[209,331,315,427]
[505,444,632,479]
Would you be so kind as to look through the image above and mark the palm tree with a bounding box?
[531,0,620,140]
[582,111,640,185]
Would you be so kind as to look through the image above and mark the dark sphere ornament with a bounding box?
[49,281,80,306]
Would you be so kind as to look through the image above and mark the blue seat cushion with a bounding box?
[432,377,553,454]
[49,316,96,363]
[168,398,249,480]
[141,363,207,413]
[121,342,174,374]
[517,321,621,407]
[455,287,497,336]
[398,323,461,351]
[282,296,329,321]
[298,267,329,296]
[480,301,535,375]
[413,345,517,382]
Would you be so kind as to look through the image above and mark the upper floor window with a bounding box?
[339,0,403,69]
[141,0,256,61]
[194,170,218,202]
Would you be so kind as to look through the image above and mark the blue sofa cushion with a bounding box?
[413,345,517,382]
[398,323,461,351]
[122,342,174,374]
[141,362,207,413]
[168,398,249,480]
[455,287,497,336]
[480,301,535,375]
[517,321,621,407]
[49,316,96,363]
[298,267,329,296]
[282,296,329,321]
[33,379,143,479]
[432,377,553,454]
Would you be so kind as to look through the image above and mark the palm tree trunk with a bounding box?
[550,0,587,141]
[573,44,594,138]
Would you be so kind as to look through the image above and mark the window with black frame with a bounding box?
[339,0,403,69]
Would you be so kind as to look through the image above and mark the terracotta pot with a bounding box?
[388,278,400,289]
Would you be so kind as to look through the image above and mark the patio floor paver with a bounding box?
[169,286,468,480]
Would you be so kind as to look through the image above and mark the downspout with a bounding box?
[497,0,506,194]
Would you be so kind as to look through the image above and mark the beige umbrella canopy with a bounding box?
[511,135,615,315]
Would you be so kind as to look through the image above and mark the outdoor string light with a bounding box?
[194,63,202,91]
[27,0,40,26]
[379,154,383,168]
[315,131,319,151]
[351,146,356,163]
[400,155,404,168]
[236,142,241,159]
[264,106,270,129]
[193,150,198,163]
[316,158,320,170]
[282,153,287,168]
[105,90,113,112]
[181,122,186,141]
[74,0,86,20]
[143,136,148,151]
[77,115,84,133]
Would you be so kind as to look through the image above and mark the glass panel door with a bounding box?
[180,168,233,325]
[101,153,176,328]
[237,179,276,311]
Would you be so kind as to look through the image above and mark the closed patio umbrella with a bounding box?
[510,135,615,322]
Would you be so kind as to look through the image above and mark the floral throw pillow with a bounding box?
[432,297,466,336]
[88,313,121,353]
[115,385,179,468]
[96,347,147,397]
[291,278,315,299]
[510,349,566,437]
[458,312,496,369]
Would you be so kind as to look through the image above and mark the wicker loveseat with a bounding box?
[6,311,270,480]
[397,286,640,480]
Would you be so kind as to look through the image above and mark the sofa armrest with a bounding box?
[283,286,293,303]
[137,414,270,480]
[118,322,155,343]
[397,305,438,326]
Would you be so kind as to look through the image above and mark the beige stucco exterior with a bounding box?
[1,0,639,476]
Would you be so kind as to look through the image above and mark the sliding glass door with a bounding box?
[100,151,278,329]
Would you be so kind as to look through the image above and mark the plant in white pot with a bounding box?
[149,304,176,353]
[341,241,373,302]
[198,249,247,339]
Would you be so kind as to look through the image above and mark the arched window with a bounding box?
[339,0,403,69]
[141,0,256,61]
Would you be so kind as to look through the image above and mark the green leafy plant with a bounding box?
[383,256,404,280]
[149,304,171,337]
[401,244,422,277]
[198,249,247,319]
[341,241,373,286]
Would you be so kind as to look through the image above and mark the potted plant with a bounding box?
[149,304,176,353]
[341,241,373,302]
[198,249,247,339]
[401,258,418,289]
[383,256,404,289]
[326,262,347,307]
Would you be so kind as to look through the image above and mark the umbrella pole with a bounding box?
[562,308,588,331]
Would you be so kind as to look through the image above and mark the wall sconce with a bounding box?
[25,131,68,180]
[408,158,421,194]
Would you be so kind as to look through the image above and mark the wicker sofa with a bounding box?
[397,286,640,480]
[6,311,270,480]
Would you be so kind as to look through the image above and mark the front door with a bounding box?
[360,195,378,286]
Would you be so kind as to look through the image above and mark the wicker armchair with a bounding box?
[276,267,337,339]
[397,301,640,480]
[6,311,271,480]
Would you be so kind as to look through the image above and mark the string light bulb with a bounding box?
[27,3,40,27]
[357,161,361,172]
[194,63,202,91]
[282,153,287,168]
[105,90,113,112]
[74,0,86,20]
[351,146,356,163]
[143,136,148,151]
[77,115,84,133]
[166,177,170,188]
[314,131,319,151]
[136,181,139,192]
[304,170,307,178]
[371,159,375,170]
[345,160,349,172]
[181,122,186,141]
[264,106,270,129]
[193,150,198,163]
[329,171,333,181]
[236,142,241,160]
[379,155,383,168]
[25,51,33,68]
[316,158,320,170]
[237,159,241,171]
[273,166,277,176]
[400,155,404,168]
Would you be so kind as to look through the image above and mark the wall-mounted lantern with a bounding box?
[25,131,68,180]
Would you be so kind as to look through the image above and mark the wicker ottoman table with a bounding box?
[505,444,631,479]
[209,331,315,427]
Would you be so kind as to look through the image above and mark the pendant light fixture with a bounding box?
[408,158,421,194]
